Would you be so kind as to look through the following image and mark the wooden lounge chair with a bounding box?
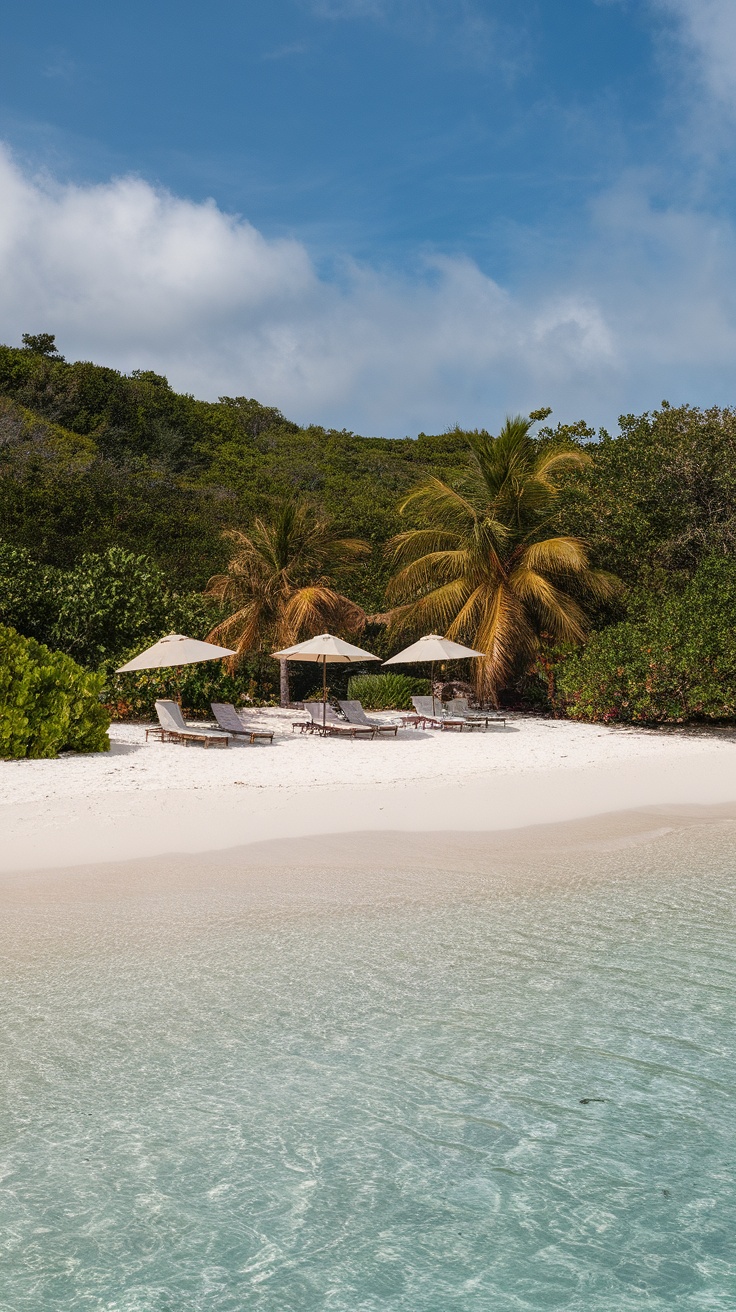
[448,698,506,728]
[410,696,463,729]
[338,700,399,736]
[305,702,375,739]
[151,700,231,748]
[410,696,485,731]
[211,702,274,743]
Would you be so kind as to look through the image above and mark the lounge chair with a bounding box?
[338,700,400,736]
[410,696,485,731]
[151,700,231,748]
[211,702,274,743]
[409,695,445,727]
[304,702,375,739]
[448,698,506,728]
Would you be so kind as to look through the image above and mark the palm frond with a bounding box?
[321,536,371,567]
[385,550,471,602]
[534,447,591,488]
[386,579,472,639]
[398,477,478,534]
[473,584,536,698]
[443,585,485,639]
[206,602,265,666]
[522,536,590,576]
[284,585,366,638]
[510,565,588,642]
[385,527,460,565]
[582,568,624,602]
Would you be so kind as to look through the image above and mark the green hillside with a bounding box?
[3,335,736,722]
[0,339,468,608]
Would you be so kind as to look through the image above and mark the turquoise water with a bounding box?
[1,827,735,1310]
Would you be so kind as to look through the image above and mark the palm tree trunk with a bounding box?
[279,658,290,707]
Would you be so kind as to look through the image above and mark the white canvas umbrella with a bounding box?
[117,634,236,671]
[272,633,379,728]
[383,633,486,714]
[116,633,236,702]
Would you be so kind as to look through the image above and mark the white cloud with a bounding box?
[654,0,736,110]
[0,145,735,436]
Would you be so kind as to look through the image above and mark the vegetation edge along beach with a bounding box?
[3,331,736,755]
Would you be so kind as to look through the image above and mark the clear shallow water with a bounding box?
[1,828,735,1311]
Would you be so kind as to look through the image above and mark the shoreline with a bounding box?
[3,712,736,878]
[3,799,736,913]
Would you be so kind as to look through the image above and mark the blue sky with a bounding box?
[0,1,735,435]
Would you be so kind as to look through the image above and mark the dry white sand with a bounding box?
[2,709,736,874]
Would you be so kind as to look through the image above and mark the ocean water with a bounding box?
[1,826,735,1311]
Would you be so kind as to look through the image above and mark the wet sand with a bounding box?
[3,800,735,924]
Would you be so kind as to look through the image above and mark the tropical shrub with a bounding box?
[50,547,218,670]
[558,557,736,723]
[346,672,430,710]
[0,541,57,643]
[0,624,110,758]
[0,542,219,677]
[553,403,736,585]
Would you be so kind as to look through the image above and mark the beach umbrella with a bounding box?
[272,633,379,729]
[116,633,236,702]
[383,633,486,714]
[116,634,236,671]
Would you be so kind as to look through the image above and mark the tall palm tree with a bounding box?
[385,416,619,703]
[206,499,369,705]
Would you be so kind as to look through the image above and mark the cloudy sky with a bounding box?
[1,0,735,436]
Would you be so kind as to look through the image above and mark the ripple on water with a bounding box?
[1,827,735,1310]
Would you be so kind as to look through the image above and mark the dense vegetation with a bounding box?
[0,624,110,759]
[0,338,468,606]
[2,333,736,724]
[558,557,736,723]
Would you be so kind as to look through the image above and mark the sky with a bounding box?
[1,0,735,436]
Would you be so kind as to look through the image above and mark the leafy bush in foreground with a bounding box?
[346,672,430,710]
[558,557,736,723]
[0,624,110,758]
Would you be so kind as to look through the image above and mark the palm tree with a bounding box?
[206,499,370,705]
[385,416,619,703]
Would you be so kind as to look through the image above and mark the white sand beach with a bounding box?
[2,709,736,874]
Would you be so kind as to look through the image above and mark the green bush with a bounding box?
[558,557,736,723]
[0,624,111,758]
[0,541,57,643]
[0,541,219,673]
[50,547,187,669]
[346,672,430,710]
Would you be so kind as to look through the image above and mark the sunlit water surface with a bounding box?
[1,826,735,1310]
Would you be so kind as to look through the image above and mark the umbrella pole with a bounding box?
[322,657,327,729]
[431,661,435,716]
